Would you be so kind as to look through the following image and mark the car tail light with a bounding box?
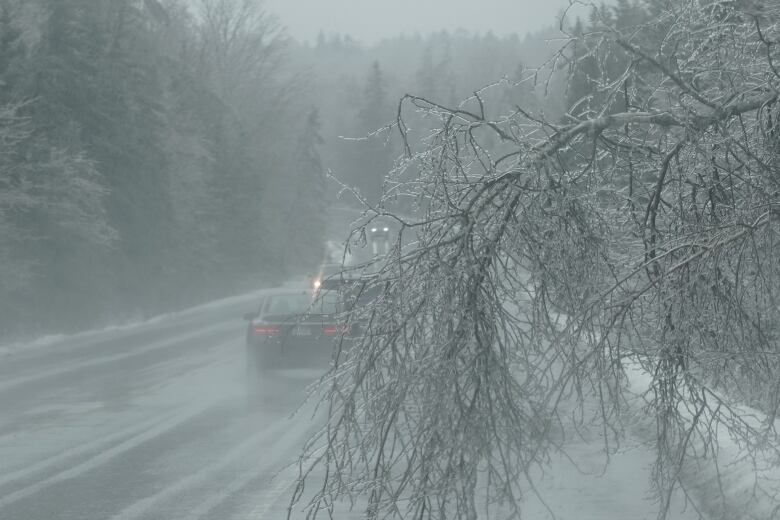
[323,324,349,336]
[253,325,280,336]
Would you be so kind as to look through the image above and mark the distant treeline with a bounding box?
[0,0,564,340]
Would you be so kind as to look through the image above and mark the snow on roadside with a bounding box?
[623,363,780,520]
[0,277,311,357]
[520,426,701,520]
[519,295,780,518]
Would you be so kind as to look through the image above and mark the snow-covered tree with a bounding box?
[294,1,780,518]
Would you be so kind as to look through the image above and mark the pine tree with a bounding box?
[354,61,392,203]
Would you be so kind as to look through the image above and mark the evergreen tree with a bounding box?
[353,60,393,203]
[290,107,327,263]
[414,39,457,106]
[358,61,388,132]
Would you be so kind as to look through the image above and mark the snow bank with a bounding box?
[623,363,780,519]
[0,279,310,357]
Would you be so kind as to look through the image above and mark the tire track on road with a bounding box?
[0,397,223,511]
[0,410,177,491]
[241,465,299,520]
[0,322,238,393]
[189,407,326,520]
[107,408,295,520]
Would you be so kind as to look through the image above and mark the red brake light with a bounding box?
[323,324,349,336]
[253,325,280,336]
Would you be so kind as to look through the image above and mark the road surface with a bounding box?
[0,284,705,520]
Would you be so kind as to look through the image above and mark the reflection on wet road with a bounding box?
[0,288,335,520]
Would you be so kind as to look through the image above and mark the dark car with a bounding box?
[243,288,349,379]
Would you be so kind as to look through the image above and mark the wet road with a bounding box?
[0,285,339,520]
[0,284,705,520]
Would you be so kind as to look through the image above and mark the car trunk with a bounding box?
[261,313,340,367]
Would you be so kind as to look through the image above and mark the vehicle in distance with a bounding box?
[312,263,384,314]
[312,262,349,292]
[243,288,349,377]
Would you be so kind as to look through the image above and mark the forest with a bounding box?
[0,0,561,340]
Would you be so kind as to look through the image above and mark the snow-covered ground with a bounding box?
[0,284,774,519]
[624,364,780,520]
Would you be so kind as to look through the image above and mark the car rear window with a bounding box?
[312,292,341,314]
[263,292,339,315]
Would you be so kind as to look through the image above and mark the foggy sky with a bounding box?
[264,0,585,44]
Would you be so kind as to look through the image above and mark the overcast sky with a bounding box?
[263,0,583,45]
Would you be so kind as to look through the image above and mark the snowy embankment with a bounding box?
[512,296,779,519]
[0,290,254,357]
[0,276,311,358]
[623,364,780,519]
